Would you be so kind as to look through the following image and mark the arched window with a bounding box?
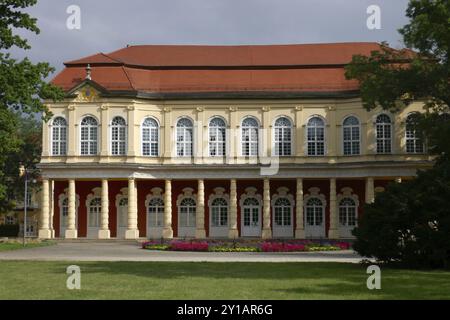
[339,197,357,227]
[211,198,228,227]
[179,197,196,228]
[80,116,98,155]
[241,117,259,156]
[88,197,101,228]
[274,117,292,156]
[51,117,67,156]
[343,116,360,155]
[242,197,260,227]
[176,118,193,157]
[376,114,392,154]
[61,197,69,220]
[305,197,324,226]
[117,197,128,228]
[148,197,164,227]
[273,197,292,227]
[209,117,226,157]
[111,116,127,155]
[406,114,424,153]
[142,118,159,156]
[307,117,325,156]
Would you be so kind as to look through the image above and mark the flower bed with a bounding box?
[142,240,351,253]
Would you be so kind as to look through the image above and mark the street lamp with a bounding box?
[19,164,28,247]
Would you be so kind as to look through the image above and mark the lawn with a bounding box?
[0,241,55,252]
[0,261,449,299]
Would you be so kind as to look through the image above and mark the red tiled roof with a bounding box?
[52,42,392,96]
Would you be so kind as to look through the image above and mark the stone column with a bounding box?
[195,179,206,238]
[65,179,77,239]
[295,178,305,238]
[38,179,51,239]
[262,178,272,239]
[328,178,339,239]
[365,177,375,204]
[125,178,139,239]
[228,179,239,238]
[98,179,110,239]
[163,180,173,238]
[49,180,55,238]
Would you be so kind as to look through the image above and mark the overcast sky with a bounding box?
[11,0,411,75]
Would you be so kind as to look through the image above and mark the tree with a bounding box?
[0,0,64,211]
[345,0,449,155]
[347,0,450,268]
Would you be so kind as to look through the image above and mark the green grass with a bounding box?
[0,261,449,299]
[0,241,55,252]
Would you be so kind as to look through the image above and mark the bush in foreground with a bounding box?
[353,157,450,269]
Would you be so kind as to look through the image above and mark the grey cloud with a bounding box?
[9,0,410,76]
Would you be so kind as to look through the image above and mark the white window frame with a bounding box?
[145,187,164,239]
[85,187,102,238]
[208,187,229,238]
[208,117,227,157]
[50,117,67,156]
[375,114,392,154]
[79,116,99,156]
[110,116,127,156]
[271,187,294,238]
[405,113,424,154]
[272,116,293,156]
[306,116,326,156]
[241,116,260,157]
[175,117,194,157]
[177,188,197,237]
[141,117,160,157]
[239,187,262,237]
[337,187,360,238]
[342,115,361,156]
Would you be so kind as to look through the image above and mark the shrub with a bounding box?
[209,246,259,252]
[353,157,450,269]
[0,224,19,237]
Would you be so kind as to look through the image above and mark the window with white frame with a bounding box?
[80,116,98,155]
[5,215,16,225]
[343,116,360,155]
[147,197,164,227]
[405,114,424,154]
[307,117,325,156]
[242,197,260,227]
[305,197,323,226]
[88,197,101,227]
[111,116,126,155]
[241,117,259,156]
[209,117,226,157]
[211,198,228,227]
[178,197,196,227]
[142,118,159,156]
[273,197,292,227]
[376,114,392,154]
[61,197,69,219]
[274,117,292,156]
[339,197,357,227]
[176,118,193,157]
[117,197,128,228]
[51,117,67,156]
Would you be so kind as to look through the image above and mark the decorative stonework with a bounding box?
[262,106,271,112]
[74,85,100,102]
[295,105,303,111]
[337,187,360,206]
[303,187,327,207]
